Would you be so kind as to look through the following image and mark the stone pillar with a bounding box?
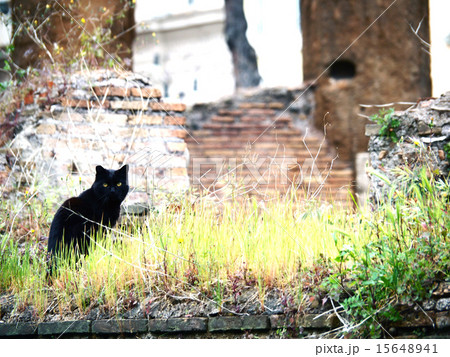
[300,0,431,161]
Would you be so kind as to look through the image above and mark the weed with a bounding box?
[370,108,400,143]
[444,142,450,161]
[324,166,450,337]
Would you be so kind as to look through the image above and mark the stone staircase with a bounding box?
[186,95,354,206]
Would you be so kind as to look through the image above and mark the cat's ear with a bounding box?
[95,165,108,176]
[117,165,129,178]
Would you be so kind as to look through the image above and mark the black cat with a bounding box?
[47,165,129,274]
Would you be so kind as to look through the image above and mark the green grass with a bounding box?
[0,166,449,338]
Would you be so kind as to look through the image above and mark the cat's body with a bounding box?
[47,165,129,273]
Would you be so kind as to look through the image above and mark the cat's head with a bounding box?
[92,165,129,204]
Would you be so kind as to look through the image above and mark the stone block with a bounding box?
[208,316,269,332]
[418,122,442,135]
[432,282,450,297]
[148,318,207,333]
[365,124,382,136]
[36,123,57,135]
[300,313,341,329]
[38,321,90,336]
[269,314,296,329]
[436,298,450,311]
[436,311,450,329]
[91,319,148,334]
[421,299,436,311]
[93,86,131,97]
[58,112,86,122]
[392,311,436,328]
[0,322,37,337]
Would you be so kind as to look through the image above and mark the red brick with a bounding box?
[110,101,149,110]
[150,102,186,112]
[217,109,243,116]
[147,129,187,139]
[131,87,162,98]
[247,108,275,116]
[93,86,131,97]
[238,102,266,109]
[164,116,186,125]
[130,128,150,137]
[268,102,284,109]
[62,98,110,109]
[127,115,163,125]
[211,115,234,123]
[92,113,128,124]
[241,116,266,123]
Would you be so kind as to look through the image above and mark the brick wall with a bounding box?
[3,70,190,211]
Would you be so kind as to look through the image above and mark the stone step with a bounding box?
[202,123,290,131]
[187,136,321,145]
[199,185,352,201]
[188,148,332,157]
[186,98,353,207]
[188,154,337,165]
[240,115,292,124]
[186,129,310,139]
[191,171,352,185]
[188,157,350,168]
[187,138,323,147]
[193,174,352,186]
[237,102,285,110]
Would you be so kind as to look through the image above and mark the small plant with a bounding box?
[370,108,400,143]
[444,142,450,160]
[325,165,450,337]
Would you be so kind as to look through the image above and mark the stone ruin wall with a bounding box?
[365,92,450,201]
[301,0,431,163]
[1,280,450,338]
[0,70,190,213]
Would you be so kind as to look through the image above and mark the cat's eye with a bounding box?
[116,182,122,187]
[103,183,108,188]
